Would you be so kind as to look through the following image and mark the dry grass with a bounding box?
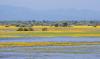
[0,42,100,48]
[0,25,100,37]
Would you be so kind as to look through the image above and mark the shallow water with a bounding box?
[0,45,100,59]
[0,37,100,42]
[0,37,100,59]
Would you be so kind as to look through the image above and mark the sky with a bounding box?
[0,0,100,11]
[0,0,100,20]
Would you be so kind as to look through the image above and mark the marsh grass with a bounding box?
[0,31,100,38]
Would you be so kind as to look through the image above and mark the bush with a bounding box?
[54,24,59,27]
[29,28,34,31]
[42,28,48,31]
[24,28,28,31]
[17,27,34,31]
[17,28,23,31]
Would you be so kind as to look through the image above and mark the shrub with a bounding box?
[17,28,23,31]
[42,28,48,31]
[17,27,34,31]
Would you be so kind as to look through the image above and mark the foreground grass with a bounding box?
[0,42,100,48]
[0,31,100,38]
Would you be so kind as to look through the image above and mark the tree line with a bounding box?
[0,20,100,31]
[0,20,100,27]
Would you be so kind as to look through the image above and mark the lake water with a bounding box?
[0,37,100,59]
[0,37,100,42]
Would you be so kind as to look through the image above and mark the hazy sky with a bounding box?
[0,0,100,11]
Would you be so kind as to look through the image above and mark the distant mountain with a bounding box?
[0,5,100,21]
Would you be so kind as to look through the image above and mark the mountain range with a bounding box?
[0,5,100,21]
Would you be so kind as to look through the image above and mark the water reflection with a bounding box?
[0,45,100,59]
[0,37,100,59]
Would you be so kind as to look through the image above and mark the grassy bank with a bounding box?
[0,42,100,48]
[0,31,100,38]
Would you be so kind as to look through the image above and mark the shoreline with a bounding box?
[0,31,100,48]
[0,42,100,48]
[0,31,100,38]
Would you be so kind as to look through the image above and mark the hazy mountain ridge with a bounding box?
[0,5,100,20]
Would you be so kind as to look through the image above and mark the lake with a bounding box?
[1,37,100,42]
[0,37,100,59]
